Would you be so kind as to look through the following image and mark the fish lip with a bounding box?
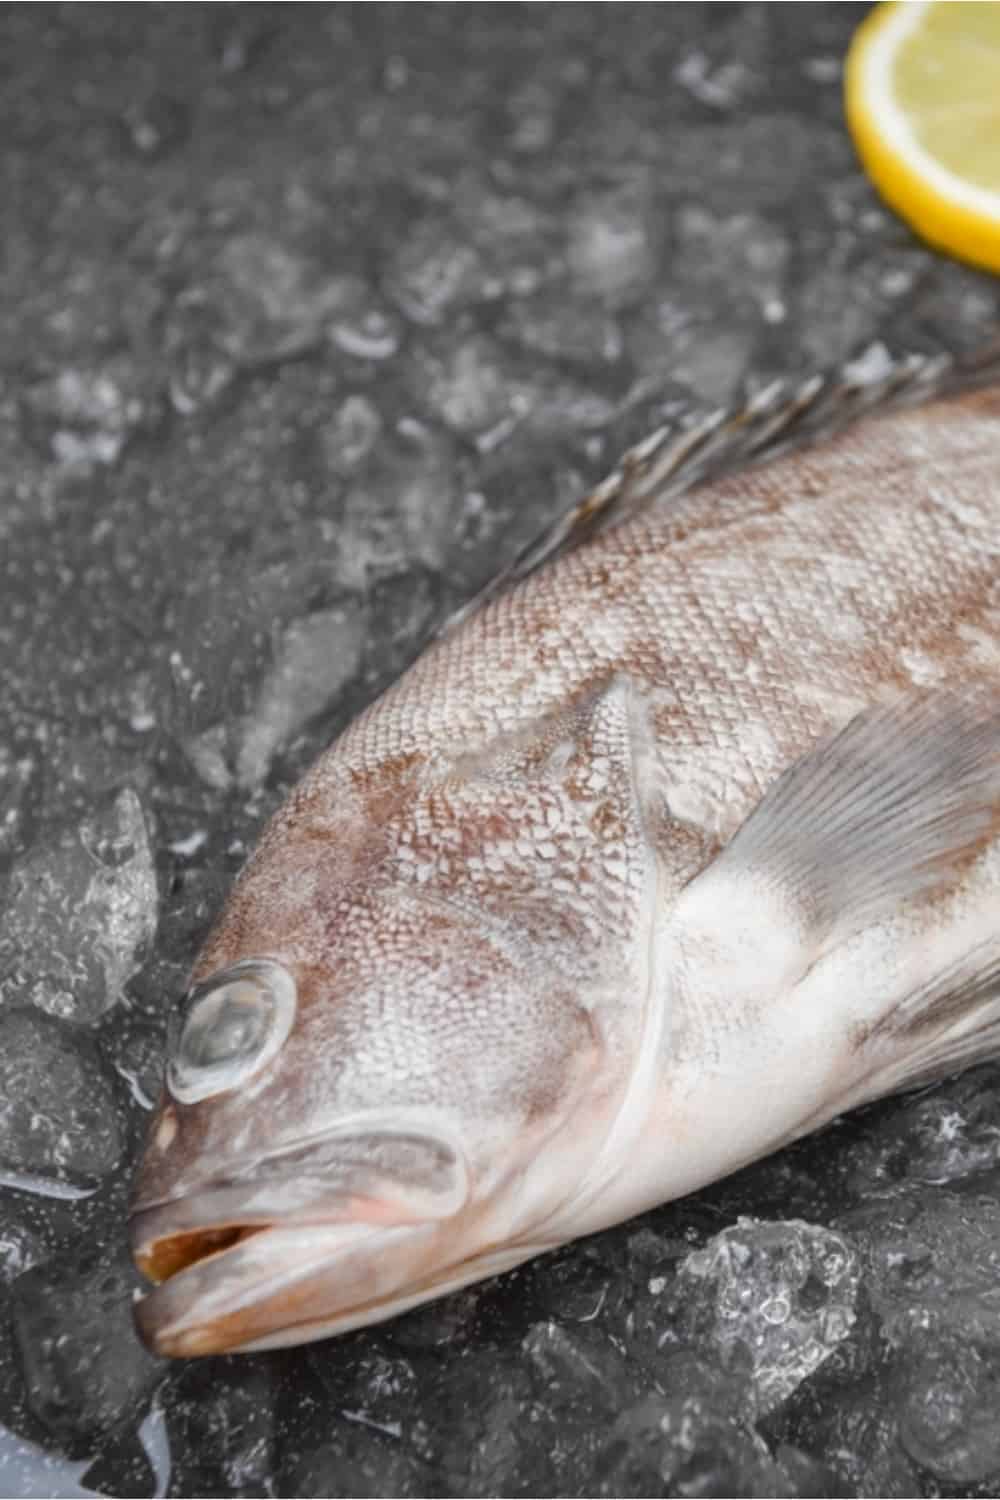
[130,1184,298,1256]
[131,1115,471,1228]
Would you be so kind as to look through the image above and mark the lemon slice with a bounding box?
[845,1,1000,273]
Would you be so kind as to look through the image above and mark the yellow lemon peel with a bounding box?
[846,1,1000,273]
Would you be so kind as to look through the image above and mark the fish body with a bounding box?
[131,370,1000,1356]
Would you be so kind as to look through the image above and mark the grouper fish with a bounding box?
[130,353,1000,1357]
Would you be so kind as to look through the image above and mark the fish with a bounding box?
[130,350,1000,1357]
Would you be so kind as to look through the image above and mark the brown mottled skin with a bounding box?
[132,385,1000,1355]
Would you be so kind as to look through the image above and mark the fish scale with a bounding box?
[130,355,1000,1356]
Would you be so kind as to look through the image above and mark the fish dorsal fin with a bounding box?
[439,337,1000,638]
[672,692,1000,998]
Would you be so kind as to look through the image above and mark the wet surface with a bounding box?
[3,4,1000,1495]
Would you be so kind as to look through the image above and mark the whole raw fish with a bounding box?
[130,356,1000,1356]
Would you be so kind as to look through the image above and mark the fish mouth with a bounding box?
[130,1186,544,1358]
[130,1126,475,1357]
[130,1195,444,1357]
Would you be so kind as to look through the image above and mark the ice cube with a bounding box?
[387,1287,481,1353]
[567,184,661,308]
[384,218,492,326]
[122,92,189,159]
[674,1217,860,1415]
[163,241,364,412]
[409,335,532,441]
[840,1182,1000,1347]
[170,551,366,787]
[499,291,623,367]
[894,1330,1000,1484]
[793,1377,922,1498]
[0,746,39,862]
[20,360,150,471]
[339,422,458,583]
[10,1245,164,1443]
[282,1416,427,1499]
[406,1347,549,1497]
[671,205,788,315]
[162,1363,273,1496]
[329,302,403,362]
[0,788,157,1027]
[322,396,384,477]
[107,1014,165,1112]
[595,1390,777,1499]
[235,602,366,788]
[522,1320,637,1413]
[210,234,360,366]
[0,1010,123,1190]
[307,1347,418,1438]
[0,1202,49,1285]
[844,1067,1000,1191]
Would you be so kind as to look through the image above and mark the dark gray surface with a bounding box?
[3,5,1000,1496]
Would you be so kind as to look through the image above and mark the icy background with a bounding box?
[3,4,1000,1496]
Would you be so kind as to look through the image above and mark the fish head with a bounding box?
[131,677,666,1355]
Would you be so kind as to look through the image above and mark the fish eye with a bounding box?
[167,960,296,1104]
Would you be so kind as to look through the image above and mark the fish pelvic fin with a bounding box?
[706,690,1000,956]
[439,335,1000,636]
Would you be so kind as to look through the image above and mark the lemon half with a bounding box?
[846,1,1000,273]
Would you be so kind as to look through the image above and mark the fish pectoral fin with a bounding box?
[709,691,1000,953]
[670,692,1000,1004]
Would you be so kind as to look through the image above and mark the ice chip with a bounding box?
[384,217,492,325]
[210,234,359,366]
[844,1066,1000,1191]
[21,361,149,470]
[675,1217,860,1414]
[842,1183,1000,1348]
[410,335,532,440]
[0,746,39,860]
[498,292,623,367]
[0,1206,48,1284]
[406,1348,546,1497]
[307,1347,418,1438]
[123,91,189,159]
[108,1014,166,1111]
[323,395,384,476]
[330,302,403,361]
[235,602,366,788]
[895,1330,1000,1485]
[10,1245,164,1443]
[0,788,157,1026]
[522,1320,637,1413]
[163,1363,273,1496]
[0,1010,124,1189]
[596,1390,777,1499]
[340,423,458,582]
[567,184,661,308]
[164,241,363,410]
[388,1286,481,1353]
[281,1418,426,1499]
